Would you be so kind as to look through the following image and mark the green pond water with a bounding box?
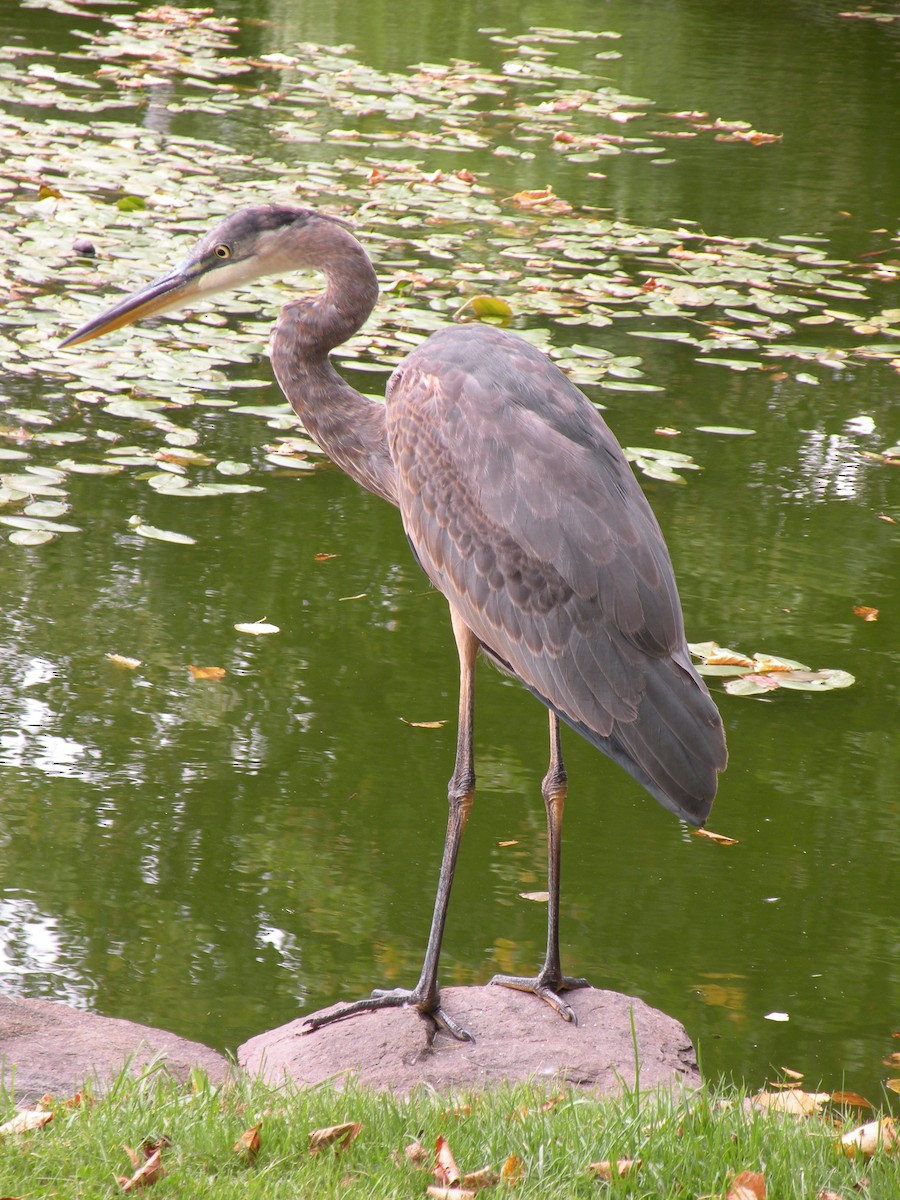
[0,0,898,1101]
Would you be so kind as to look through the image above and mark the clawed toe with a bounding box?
[301,986,474,1042]
[490,972,591,1024]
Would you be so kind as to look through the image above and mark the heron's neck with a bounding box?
[271,231,397,506]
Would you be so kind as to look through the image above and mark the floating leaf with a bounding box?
[264,453,318,471]
[8,528,55,546]
[189,665,227,680]
[234,620,280,635]
[107,654,142,670]
[693,828,738,846]
[724,675,781,696]
[696,425,757,436]
[0,515,81,534]
[853,606,878,622]
[129,521,197,545]
[455,294,514,324]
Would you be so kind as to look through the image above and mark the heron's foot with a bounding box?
[489,971,591,1024]
[302,986,474,1043]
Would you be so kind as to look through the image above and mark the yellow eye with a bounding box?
[214,243,231,259]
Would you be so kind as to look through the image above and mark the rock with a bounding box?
[239,985,700,1094]
[0,996,229,1104]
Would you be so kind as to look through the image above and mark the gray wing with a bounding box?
[386,324,726,823]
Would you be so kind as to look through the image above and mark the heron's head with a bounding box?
[60,205,351,347]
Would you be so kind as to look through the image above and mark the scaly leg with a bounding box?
[490,710,590,1022]
[303,607,479,1041]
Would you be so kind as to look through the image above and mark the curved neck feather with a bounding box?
[270,228,397,506]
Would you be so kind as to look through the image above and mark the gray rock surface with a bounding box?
[0,996,229,1104]
[239,985,700,1094]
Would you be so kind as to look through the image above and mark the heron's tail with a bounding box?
[545,648,727,825]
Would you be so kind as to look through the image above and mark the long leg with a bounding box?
[303,606,478,1041]
[490,710,590,1022]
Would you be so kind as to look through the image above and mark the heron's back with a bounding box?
[386,324,727,824]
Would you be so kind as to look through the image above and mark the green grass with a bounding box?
[0,1063,897,1198]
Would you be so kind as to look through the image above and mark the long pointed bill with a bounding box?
[59,263,205,348]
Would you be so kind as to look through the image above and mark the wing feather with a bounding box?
[386,324,726,821]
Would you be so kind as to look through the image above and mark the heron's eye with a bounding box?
[214,244,232,260]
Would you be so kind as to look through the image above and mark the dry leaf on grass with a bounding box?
[308,1121,362,1155]
[753,1088,829,1115]
[501,1153,524,1183]
[118,1144,163,1192]
[461,1165,500,1187]
[588,1158,642,1179]
[0,1109,53,1136]
[839,1116,897,1157]
[727,1169,766,1200]
[233,1123,261,1162]
[434,1135,461,1185]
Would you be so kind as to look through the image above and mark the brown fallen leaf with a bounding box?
[400,717,447,729]
[188,665,227,680]
[314,552,339,561]
[155,449,214,467]
[233,1122,262,1162]
[751,654,799,673]
[727,1169,766,1200]
[106,653,142,670]
[501,1153,524,1184]
[589,1158,642,1179]
[509,186,572,214]
[705,649,754,667]
[0,1109,53,1136]
[853,606,879,622]
[426,1188,476,1200]
[434,1135,461,1186]
[753,1088,830,1116]
[815,1190,847,1200]
[308,1122,362,1155]
[404,1140,429,1165]
[519,890,550,902]
[119,1145,163,1192]
[839,1116,897,1157]
[830,1090,873,1109]
[692,828,739,846]
[461,1166,500,1188]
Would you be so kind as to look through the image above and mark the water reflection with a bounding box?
[0,0,897,1102]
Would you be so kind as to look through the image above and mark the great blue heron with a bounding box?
[62,204,727,1041]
